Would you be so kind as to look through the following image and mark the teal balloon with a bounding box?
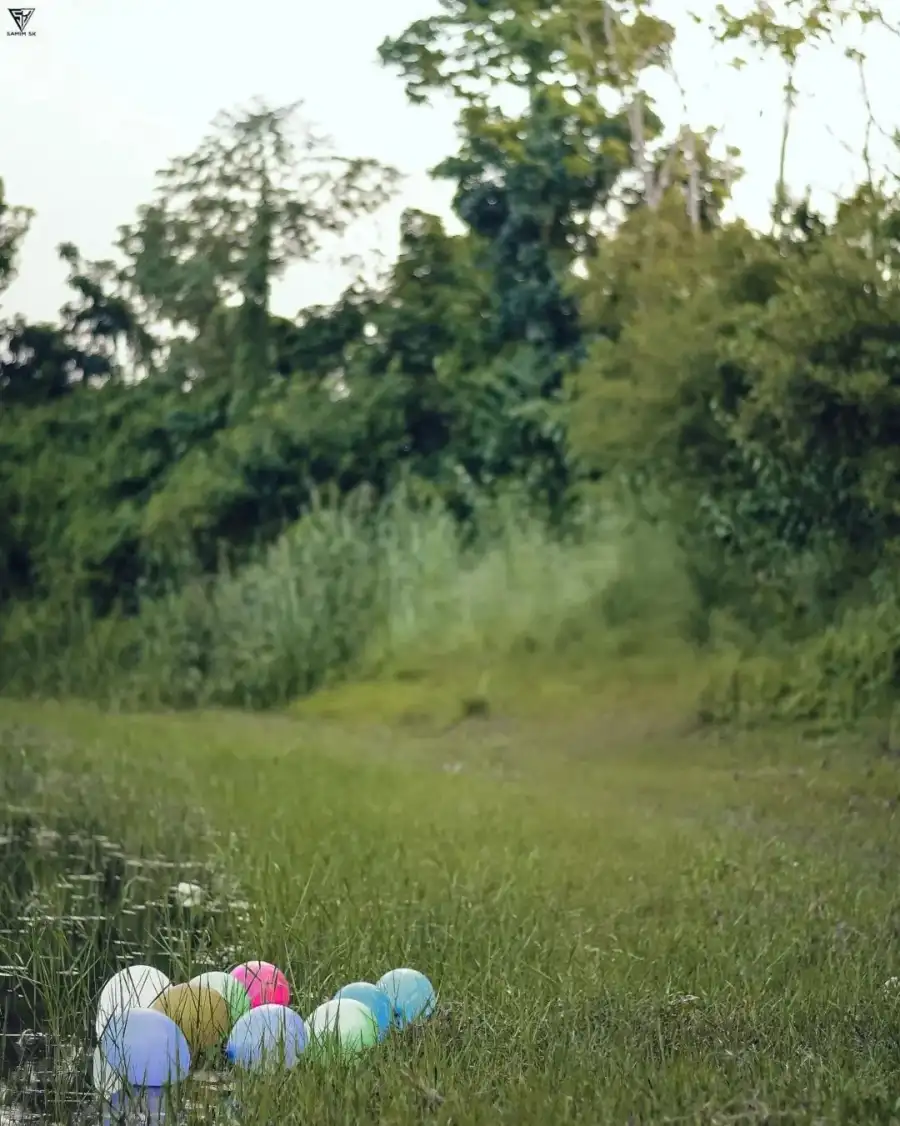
[333,982,393,1040]
[376,968,435,1028]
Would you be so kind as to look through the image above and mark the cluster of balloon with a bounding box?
[227,965,437,1068]
[302,967,437,1062]
[91,959,437,1102]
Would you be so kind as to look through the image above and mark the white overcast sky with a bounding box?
[1,0,897,324]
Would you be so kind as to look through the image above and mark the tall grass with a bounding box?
[2,484,898,724]
[0,489,703,710]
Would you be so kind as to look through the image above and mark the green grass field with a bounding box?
[1,685,899,1125]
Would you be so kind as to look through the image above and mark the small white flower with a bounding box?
[883,976,900,993]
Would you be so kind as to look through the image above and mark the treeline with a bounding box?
[2,0,899,720]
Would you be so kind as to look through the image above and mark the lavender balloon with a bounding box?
[99,1009,190,1090]
[226,1004,307,1070]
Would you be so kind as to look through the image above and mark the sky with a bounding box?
[1,0,897,324]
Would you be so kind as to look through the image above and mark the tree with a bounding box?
[707,0,900,229]
[339,209,493,483]
[378,1,676,506]
[0,242,153,405]
[0,177,32,301]
[57,242,157,380]
[721,187,900,551]
[0,320,107,405]
[115,100,400,391]
[435,88,629,351]
[380,0,736,227]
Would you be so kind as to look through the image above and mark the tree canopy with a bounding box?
[2,0,899,692]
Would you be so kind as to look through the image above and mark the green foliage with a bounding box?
[700,593,900,726]
[1,243,154,406]
[0,177,32,299]
[116,101,399,389]
[723,188,900,545]
[378,0,673,104]
[568,188,900,640]
[1,488,704,710]
[3,5,900,728]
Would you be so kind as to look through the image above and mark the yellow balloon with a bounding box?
[152,983,229,1054]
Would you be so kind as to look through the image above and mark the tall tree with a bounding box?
[708,0,900,230]
[378,0,678,506]
[116,100,400,391]
[378,0,722,223]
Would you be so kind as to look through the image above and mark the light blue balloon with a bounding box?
[376,968,436,1028]
[333,982,393,1040]
[225,1003,307,1069]
[99,1009,190,1090]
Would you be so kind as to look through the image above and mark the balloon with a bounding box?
[96,965,170,1038]
[307,998,378,1058]
[91,1045,118,1098]
[152,982,229,1053]
[332,982,393,1040]
[230,961,290,1008]
[376,968,436,1028]
[225,1004,307,1070]
[188,971,250,1025]
[99,1008,190,1089]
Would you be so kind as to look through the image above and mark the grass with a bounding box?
[3,484,898,730]
[0,490,708,713]
[1,687,899,1125]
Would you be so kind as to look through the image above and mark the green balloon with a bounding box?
[189,971,250,1025]
[307,998,378,1059]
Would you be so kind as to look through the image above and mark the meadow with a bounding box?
[1,682,898,1124]
[1,497,899,1124]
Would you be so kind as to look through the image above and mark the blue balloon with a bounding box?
[376,968,436,1028]
[226,1003,307,1069]
[333,982,394,1040]
[99,1009,190,1090]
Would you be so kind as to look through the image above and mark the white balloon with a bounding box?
[95,965,171,1038]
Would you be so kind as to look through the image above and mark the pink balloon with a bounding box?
[230,961,290,1008]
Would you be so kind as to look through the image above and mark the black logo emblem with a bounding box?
[8,7,35,33]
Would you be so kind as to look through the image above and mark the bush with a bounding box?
[699,594,900,726]
[0,488,712,710]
